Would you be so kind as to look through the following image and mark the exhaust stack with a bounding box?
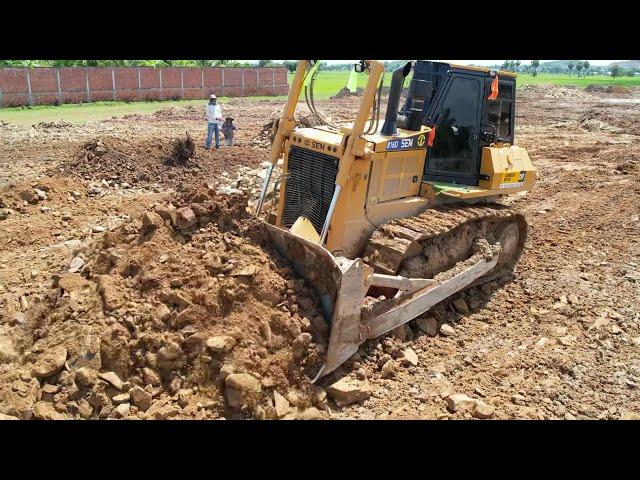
[380,62,412,136]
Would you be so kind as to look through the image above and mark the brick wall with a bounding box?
[0,67,290,107]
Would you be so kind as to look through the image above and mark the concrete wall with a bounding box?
[0,67,290,107]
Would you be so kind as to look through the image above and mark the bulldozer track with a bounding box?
[362,202,528,280]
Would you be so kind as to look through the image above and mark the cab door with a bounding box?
[423,73,484,185]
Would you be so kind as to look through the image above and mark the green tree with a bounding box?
[567,61,575,75]
[258,60,272,67]
[531,60,540,77]
[610,64,621,77]
[283,61,298,73]
[582,60,590,76]
[575,61,583,76]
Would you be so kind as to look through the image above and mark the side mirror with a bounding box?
[354,60,367,73]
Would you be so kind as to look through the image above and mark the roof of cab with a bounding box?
[449,63,518,78]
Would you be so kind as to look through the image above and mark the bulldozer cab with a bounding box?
[404,61,517,186]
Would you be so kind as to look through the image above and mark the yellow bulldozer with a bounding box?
[255,60,536,379]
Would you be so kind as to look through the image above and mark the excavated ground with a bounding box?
[1,86,639,420]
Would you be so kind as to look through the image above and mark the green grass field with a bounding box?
[516,73,640,87]
[293,71,640,94]
[1,70,638,125]
[0,96,287,125]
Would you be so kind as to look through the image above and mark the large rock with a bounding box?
[32,346,67,378]
[68,256,85,273]
[416,316,439,336]
[33,402,66,420]
[142,367,161,386]
[0,413,19,420]
[141,211,163,231]
[328,378,372,407]
[100,326,131,378]
[401,348,419,367]
[157,341,184,372]
[112,393,130,404]
[129,386,152,412]
[472,401,495,419]
[621,411,640,420]
[295,407,324,420]
[97,275,124,311]
[453,298,470,315]
[447,393,477,413]
[0,337,18,364]
[75,367,99,388]
[98,371,124,390]
[113,403,131,418]
[380,360,398,379]
[205,335,236,354]
[292,333,312,363]
[19,190,39,204]
[78,399,93,419]
[175,207,197,230]
[273,391,291,418]
[225,373,262,409]
[440,324,456,337]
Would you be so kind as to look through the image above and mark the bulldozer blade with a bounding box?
[261,221,371,379]
[261,221,502,380]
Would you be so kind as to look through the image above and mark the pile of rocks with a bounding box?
[0,190,331,420]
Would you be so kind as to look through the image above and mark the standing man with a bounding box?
[205,94,223,150]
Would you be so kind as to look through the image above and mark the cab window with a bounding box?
[485,80,514,140]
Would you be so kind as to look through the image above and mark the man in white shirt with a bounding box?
[205,94,223,149]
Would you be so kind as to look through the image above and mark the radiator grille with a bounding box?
[282,146,338,234]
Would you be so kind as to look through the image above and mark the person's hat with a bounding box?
[209,94,217,99]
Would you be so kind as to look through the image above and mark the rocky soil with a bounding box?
[1,89,639,420]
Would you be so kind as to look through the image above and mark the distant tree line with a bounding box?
[3,60,637,78]
[0,59,407,72]
[493,60,638,77]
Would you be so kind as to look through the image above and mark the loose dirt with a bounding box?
[1,89,639,420]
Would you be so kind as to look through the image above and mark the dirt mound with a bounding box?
[152,105,201,120]
[579,118,621,133]
[615,155,639,174]
[0,190,329,420]
[165,133,196,166]
[519,84,595,100]
[57,137,260,188]
[578,107,639,135]
[331,87,361,100]
[34,120,72,129]
[585,85,632,96]
[66,138,161,186]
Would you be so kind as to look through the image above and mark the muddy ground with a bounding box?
[0,85,639,420]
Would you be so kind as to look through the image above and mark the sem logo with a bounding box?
[417,134,426,147]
